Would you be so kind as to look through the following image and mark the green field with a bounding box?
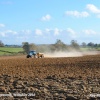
[80,47,100,51]
[0,47,23,56]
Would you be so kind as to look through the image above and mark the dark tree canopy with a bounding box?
[0,40,4,47]
[87,42,94,47]
[52,39,68,51]
[22,42,30,54]
[22,42,37,54]
[70,40,80,50]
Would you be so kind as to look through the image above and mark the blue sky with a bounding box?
[0,0,100,45]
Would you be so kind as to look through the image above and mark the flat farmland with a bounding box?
[0,54,100,99]
[0,54,100,78]
[0,47,23,56]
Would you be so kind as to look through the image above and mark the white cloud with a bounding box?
[54,28,60,35]
[67,28,76,35]
[86,4,100,18]
[83,29,96,35]
[86,4,100,14]
[21,30,31,34]
[0,24,5,28]
[35,29,42,35]
[45,28,51,33]
[0,32,6,37]
[6,30,17,35]
[65,11,89,18]
[16,36,29,40]
[41,14,51,21]
[67,28,76,38]
[0,30,17,37]
[97,14,100,18]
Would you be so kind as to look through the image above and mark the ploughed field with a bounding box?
[0,55,100,78]
[0,54,100,99]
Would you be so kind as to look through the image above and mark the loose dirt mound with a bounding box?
[0,54,100,99]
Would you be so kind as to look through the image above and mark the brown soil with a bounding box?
[0,54,100,78]
[0,54,100,99]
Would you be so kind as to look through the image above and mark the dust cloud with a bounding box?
[45,51,99,57]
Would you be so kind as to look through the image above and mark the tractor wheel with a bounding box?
[26,55,31,58]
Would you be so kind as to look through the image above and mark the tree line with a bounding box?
[22,39,100,53]
[0,40,100,54]
[22,40,100,54]
[22,39,80,54]
[81,42,100,48]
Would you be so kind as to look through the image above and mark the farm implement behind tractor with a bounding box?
[26,50,44,58]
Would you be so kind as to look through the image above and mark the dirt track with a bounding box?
[0,54,100,99]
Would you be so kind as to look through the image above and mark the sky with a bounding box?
[0,0,100,45]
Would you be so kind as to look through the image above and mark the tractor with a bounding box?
[26,50,44,58]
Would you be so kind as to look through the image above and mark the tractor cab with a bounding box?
[29,50,36,56]
[27,50,37,58]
